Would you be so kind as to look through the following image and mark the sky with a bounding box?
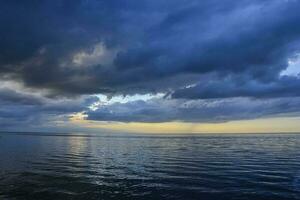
[1,0,300,133]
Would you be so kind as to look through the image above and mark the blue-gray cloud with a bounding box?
[0,87,98,129]
[86,97,300,123]
[0,0,299,96]
[1,0,300,127]
[172,75,300,99]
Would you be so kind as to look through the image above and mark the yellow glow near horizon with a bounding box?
[70,116,300,134]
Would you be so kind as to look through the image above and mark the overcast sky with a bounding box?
[1,0,300,133]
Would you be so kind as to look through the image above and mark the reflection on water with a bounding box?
[1,133,300,200]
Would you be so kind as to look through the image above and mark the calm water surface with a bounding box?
[1,133,300,200]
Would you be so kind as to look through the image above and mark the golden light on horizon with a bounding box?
[70,116,300,134]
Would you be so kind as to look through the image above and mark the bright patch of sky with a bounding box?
[89,93,165,111]
[281,53,300,77]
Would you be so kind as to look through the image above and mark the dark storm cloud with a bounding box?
[115,0,300,78]
[0,87,99,129]
[1,0,300,127]
[0,88,43,105]
[0,0,300,97]
[172,75,300,99]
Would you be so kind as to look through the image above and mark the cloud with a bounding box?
[1,0,300,129]
[172,75,300,99]
[86,97,300,123]
[0,86,98,130]
[0,0,299,97]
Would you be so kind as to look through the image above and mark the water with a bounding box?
[1,133,300,200]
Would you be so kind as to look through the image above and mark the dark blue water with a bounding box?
[1,133,300,200]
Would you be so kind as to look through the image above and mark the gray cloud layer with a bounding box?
[0,0,300,127]
[0,87,98,130]
[0,0,299,95]
[86,97,300,123]
[172,75,300,99]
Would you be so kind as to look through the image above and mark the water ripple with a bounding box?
[1,133,300,199]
